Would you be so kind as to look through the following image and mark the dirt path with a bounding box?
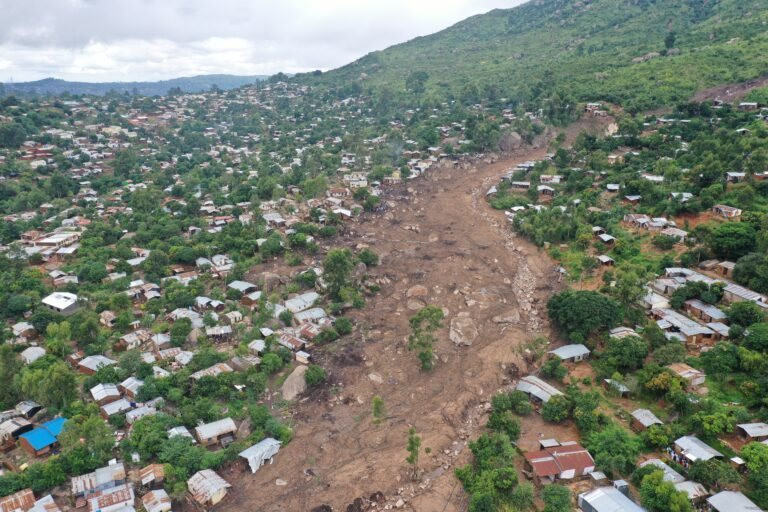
[219,118,610,512]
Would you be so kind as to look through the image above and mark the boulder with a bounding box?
[281,365,308,400]
[492,310,521,324]
[261,272,282,292]
[368,372,383,384]
[450,313,478,346]
[406,285,428,299]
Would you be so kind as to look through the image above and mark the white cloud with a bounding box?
[0,0,524,82]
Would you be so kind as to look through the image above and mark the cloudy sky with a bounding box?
[0,0,524,83]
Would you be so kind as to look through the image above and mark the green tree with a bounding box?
[406,427,422,480]
[640,470,692,512]
[547,290,620,340]
[304,364,326,387]
[407,305,444,370]
[0,345,21,408]
[59,413,115,470]
[541,394,570,423]
[709,222,757,260]
[372,396,386,424]
[542,485,571,512]
[323,248,355,301]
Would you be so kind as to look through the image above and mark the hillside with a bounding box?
[299,0,768,112]
[0,74,267,97]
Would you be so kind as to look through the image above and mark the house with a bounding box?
[71,462,127,498]
[736,423,768,442]
[205,325,233,342]
[188,469,231,507]
[84,484,134,512]
[674,480,709,504]
[597,255,615,267]
[515,375,564,404]
[78,355,117,375]
[630,409,663,432]
[90,383,121,405]
[674,435,723,463]
[139,463,165,488]
[227,280,258,295]
[100,398,133,419]
[652,309,715,347]
[598,233,616,245]
[190,363,233,381]
[18,417,67,457]
[684,299,727,324]
[20,346,46,365]
[168,426,195,442]
[126,406,157,425]
[712,204,742,219]
[0,418,33,450]
[667,363,706,389]
[660,227,688,242]
[16,400,42,419]
[141,489,171,512]
[0,489,60,512]
[548,344,590,362]
[707,491,763,512]
[99,310,117,328]
[239,437,281,473]
[716,261,736,279]
[524,441,595,484]
[119,377,144,399]
[638,459,685,484]
[194,417,237,447]
[726,172,746,183]
[41,292,79,316]
[578,484,646,512]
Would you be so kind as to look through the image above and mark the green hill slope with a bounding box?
[299,0,768,112]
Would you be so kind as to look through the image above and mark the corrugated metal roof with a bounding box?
[195,418,237,441]
[579,486,646,512]
[515,375,563,403]
[707,491,763,512]
[631,409,663,428]
[188,469,231,504]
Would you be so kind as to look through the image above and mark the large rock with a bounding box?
[261,272,282,292]
[499,131,523,152]
[406,285,428,299]
[492,310,521,324]
[450,313,479,346]
[281,365,308,400]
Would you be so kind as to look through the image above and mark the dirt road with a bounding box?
[220,119,610,512]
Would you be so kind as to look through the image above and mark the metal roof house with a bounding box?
[579,485,646,512]
[630,409,663,431]
[674,435,723,463]
[548,344,590,362]
[41,292,79,316]
[194,417,237,447]
[736,423,768,442]
[188,469,231,507]
[524,441,595,484]
[515,375,564,404]
[239,437,281,473]
[638,459,685,484]
[707,491,764,512]
[71,461,126,498]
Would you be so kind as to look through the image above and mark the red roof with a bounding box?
[524,443,594,477]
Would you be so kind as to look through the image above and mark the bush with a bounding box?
[304,365,327,387]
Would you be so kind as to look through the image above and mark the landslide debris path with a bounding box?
[219,119,610,512]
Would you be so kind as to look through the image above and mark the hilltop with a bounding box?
[0,74,267,97]
[299,0,768,112]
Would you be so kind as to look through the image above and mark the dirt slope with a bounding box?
[218,118,611,512]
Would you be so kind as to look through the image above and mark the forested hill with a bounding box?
[0,74,267,97]
[296,0,768,113]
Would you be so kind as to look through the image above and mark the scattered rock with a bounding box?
[281,365,308,400]
[406,299,425,311]
[450,313,479,346]
[368,372,384,385]
[395,499,405,508]
[275,478,288,486]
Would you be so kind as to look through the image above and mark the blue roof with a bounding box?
[41,417,67,437]
[20,428,57,451]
